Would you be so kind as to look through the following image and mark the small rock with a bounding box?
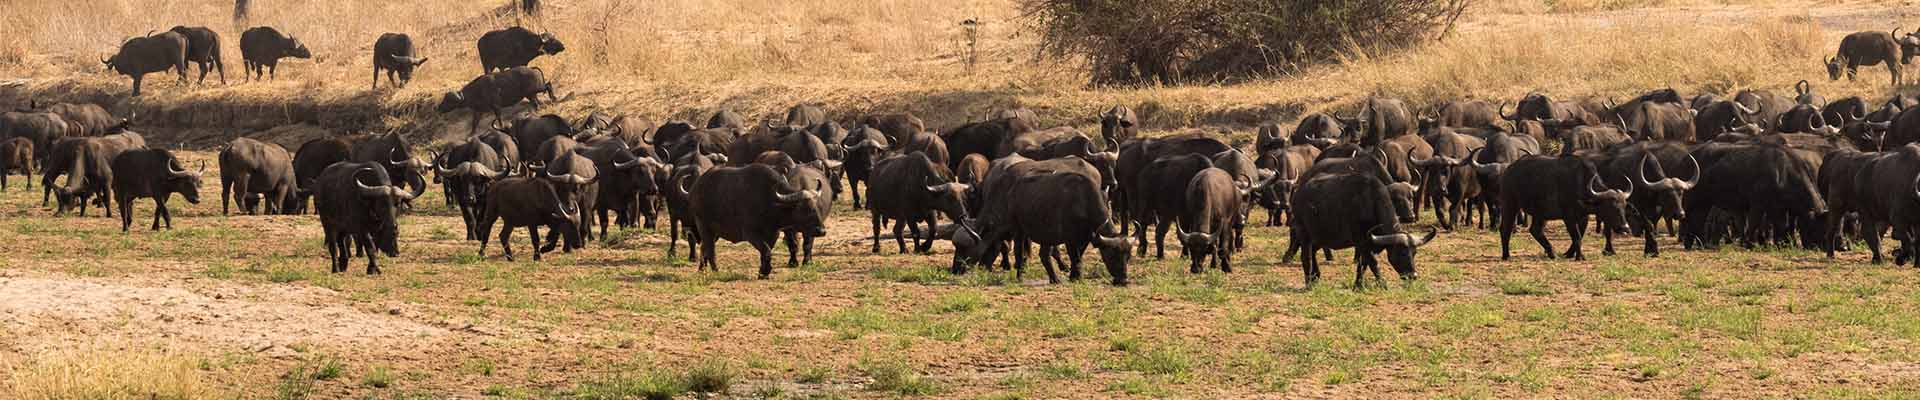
[388,307,402,316]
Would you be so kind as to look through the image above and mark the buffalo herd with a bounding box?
[22,27,1920,289]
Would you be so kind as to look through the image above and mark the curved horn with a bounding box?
[1587,174,1607,198]
[1855,103,1868,120]
[1733,101,1758,116]
[1368,225,1414,247]
[1499,103,1519,121]
[1911,172,1920,201]
[1636,154,1658,187]
[1105,136,1120,152]
[1797,80,1811,96]
[613,156,646,169]
[1176,225,1211,245]
[776,189,817,203]
[544,170,589,185]
[1412,227,1439,247]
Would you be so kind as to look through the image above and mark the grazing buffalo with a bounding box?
[478,27,564,73]
[435,138,511,240]
[955,154,990,212]
[1828,30,1916,86]
[665,153,718,260]
[1177,168,1243,273]
[841,128,891,209]
[0,137,30,190]
[169,26,226,85]
[438,67,558,134]
[217,137,297,215]
[1498,155,1632,260]
[1291,113,1344,148]
[1114,133,1233,235]
[110,149,202,232]
[476,177,583,261]
[784,104,828,130]
[951,157,1130,285]
[687,164,827,278]
[15,102,128,137]
[1290,172,1437,289]
[1424,99,1501,130]
[238,26,311,80]
[371,33,429,89]
[867,152,968,254]
[49,132,146,216]
[103,32,188,96]
[314,162,413,274]
[1100,105,1137,144]
[1599,142,1699,256]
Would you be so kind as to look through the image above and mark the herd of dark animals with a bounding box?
[20,23,1920,289]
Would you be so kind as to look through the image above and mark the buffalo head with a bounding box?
[1368,224,1436,282]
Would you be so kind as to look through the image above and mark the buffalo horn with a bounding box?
[776,189,818,203]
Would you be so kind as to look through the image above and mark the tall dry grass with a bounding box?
[0,0,1900,137]
[2,345,215,400]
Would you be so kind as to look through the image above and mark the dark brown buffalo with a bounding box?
[542,149,599,242]
[371,33,429,89]
[1508,93,1603,133]
[314,162,413,274]
[473,130,522,172]
[867,152,967,254]
[951,157,1130,285]
[478,27,563,73]
[687,164,827,278]
[942,117,1035,167]
[1177,168,1244,273]
[1735,90,1797,131]
[897,131,951,167]
[1466,133,1538,229]
[1379,133,1435,185]
[50,132,146,216]
[1828,30,1917,86]
[15,102,127,137]
[1559,124,1632,156]
[1883,106,1920,149]
[1776,103,1838,135]
[664,128,735,162]
[1498,155,1632,260]
[665,153,718,260]
[954,153,990,213]
[1289,172,1437,289]
[1621,101,1696,142]
[1598,142,1699,256]
[1694,100,1762,141]
[1254,123,1288,156]
[1824,96,1872,127]
[510,114,575,164]
[1004,126,1098,161]
[840,128,890,209]
[110,149,202,232]
[1680,142,1825,249]
[1100,105,1137,144]
[784,104,828,130]
[1821,149,1881,258]
[1424,99,1501,130]
[103,32,188,96]
[863,113,926,149]
[1114,133,1233,235]
[437,67,558,134]
[1133,153,1214,259]
[476,177,582,261]
[706,109,747,131]
[1,110,70,161]
[1291,113,1344,148]
[775,161,833,267]
[580,136,668,234]
[1253,144,1320,226]
[1690,94,1721,111]
[998,107,1039,122]
[287,132,429,213]
[1413,128,1485,230]
[435,138,511,240]
[1345,97,1416,147]
[169,26,226,85]
[217,137,296,215]
[0,137,30,190]
[238,26,310,81]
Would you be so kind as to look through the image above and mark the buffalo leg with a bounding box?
[754,239,774,279]
[1301,241,1319,286]
[1529,217,1555,260]
[700,238,718,272]
[1066,242,1087,282]
[1564,218,1587,261]
[870,213,884,253]
[1500,209,1516,260]
[667,217,680,259]
[323,230,340,273]
[529,226,546,261]
[221,177,233,215]
[892,220,908,254]
[1643,214,1660,257]
[1353,251,1370,290]
[1134,216,1149,257]
[1219,242,1233,273]
[1039,245,1060,284]
[117,196,132,232]
[360,234,381,275]
[1153,219,1170,259]
[915,215,937,254]
[784,230,800,268]
[158,198,173,230]
[803,232,816,266]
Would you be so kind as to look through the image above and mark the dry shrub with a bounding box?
[3,345,215,400]
[1024,0,1472,85]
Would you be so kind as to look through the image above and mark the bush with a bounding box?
[1024,0,1472,84]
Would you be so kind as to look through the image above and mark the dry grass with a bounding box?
[2,344,215,400]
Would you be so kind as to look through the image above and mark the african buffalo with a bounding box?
[476,177,582,261]
[1177,168,1244,273]
[1598,142,1699,256]
[217,137,296,215]
[435,138,512,240]
[1290,172,1437,289]
[1291,113,1344,148]
[103,31,188,96]
[867,152,967,254]
[1498,155,1632,260]
[1134,153,1215,259]
[1100,105,1137,144]
[665,153,717,260]
[478,27,564,73]
[49,132,146,216]
[951,157,1130,285]
[437,67,558,134]
[1680,142,1825,249]
[169,26,226,85]
[110,149,202,232]
[314,162,413,274]
[371,33,429,89]
[0,137,29,190]
[687,164,827,278]
[841,128,890,209]
[238,26,311,81]
[1827,30,1916,86]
